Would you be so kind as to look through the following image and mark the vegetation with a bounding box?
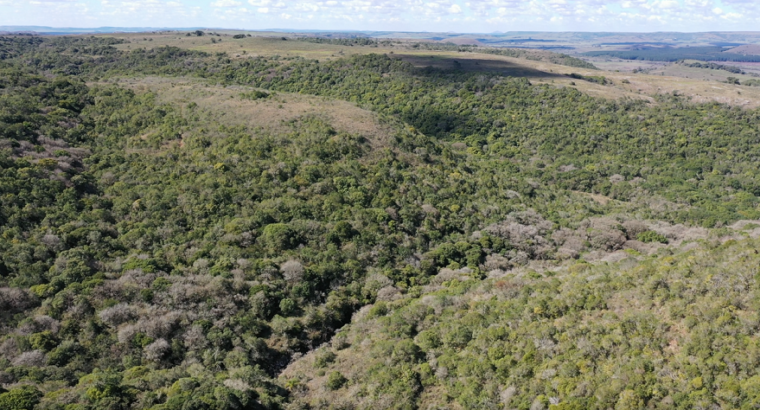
[300,37,379,47]
[567,72,609,84]
[285,237,760,409]
[680,60,747,74]
[1,34,760,409]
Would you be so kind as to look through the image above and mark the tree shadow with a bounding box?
[393,54,565,79]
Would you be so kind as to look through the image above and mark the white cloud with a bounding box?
[4,0,760,32]
[656,0,680,9]
[98,0,199,19]
[211,0,241,7]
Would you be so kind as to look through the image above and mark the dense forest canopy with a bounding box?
[1,35,760,410]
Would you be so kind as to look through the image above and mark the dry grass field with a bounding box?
[108,32,391,60]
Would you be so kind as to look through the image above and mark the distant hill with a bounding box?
[728,44,760,56]
[0,25,204,35]
[583,46,760,62]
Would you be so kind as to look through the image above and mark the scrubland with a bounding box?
[2,34,760,409]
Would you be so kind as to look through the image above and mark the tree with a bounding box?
[0,386,43,410]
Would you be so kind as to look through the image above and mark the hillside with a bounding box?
[282,231,760,409]
[2,34,760,409]
[726,44,760,56]
[98,33,760,109]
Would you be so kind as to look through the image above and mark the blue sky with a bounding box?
[1,0,758,32]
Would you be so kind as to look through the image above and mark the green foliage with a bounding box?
[637,230,668,243]
[279,298,298,316]
[682,60,745,74]
[298,238,760,409]
[3,35,760,410]
[239,90,270,100]
[0,386,42,410]
[260,223,298,251]
[313,350,336,368]
[568,72,610,84]
[301,37,379,47]
[326,371,348,390]
[29,331,57,351]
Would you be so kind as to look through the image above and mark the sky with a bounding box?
[1,0,759,33]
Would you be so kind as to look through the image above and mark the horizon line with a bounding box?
[3,26,760,36]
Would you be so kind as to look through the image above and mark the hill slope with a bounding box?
[2,35,760,409]
[282,234,760,409]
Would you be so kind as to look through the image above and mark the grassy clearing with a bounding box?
[103,76,395,149]
[107,33,386,60]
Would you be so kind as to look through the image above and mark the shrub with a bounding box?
[47,340,78,366]
[416,330,441,351]
[98,303,136,327]
[0,386,42,410]
[0,288,37,312]
[239,90,270,100]
[637,231,668,244]
[29,331,57,351]
[443,325,472,349]
[314,350,336,368]
[260,223,298,251]
[12,350,46,367]
[367,301,388,318]
[326,371,347,390]
[392,340,422,364]
[589,229,627,251]
[279,298,297,316]
[144,339,170,362]
[281,260,304,283]
[328,221,357,243]
[622,220,648,239]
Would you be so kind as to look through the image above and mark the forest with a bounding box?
[1,34,760,409]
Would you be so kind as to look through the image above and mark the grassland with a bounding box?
[105,76,394,148]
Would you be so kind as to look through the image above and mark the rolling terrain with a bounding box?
[102,32,760,109]
[2,32,760,410]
